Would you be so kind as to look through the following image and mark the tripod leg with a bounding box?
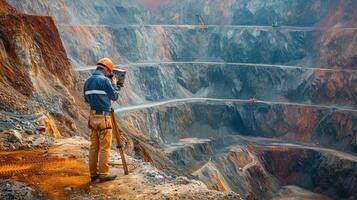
[110,110,129,175]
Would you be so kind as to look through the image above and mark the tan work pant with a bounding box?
[88,111,112,178]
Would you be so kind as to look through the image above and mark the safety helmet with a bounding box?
[97,58,114,72]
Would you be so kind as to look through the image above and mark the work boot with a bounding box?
[91,175,99,182]
[99,175,117,183]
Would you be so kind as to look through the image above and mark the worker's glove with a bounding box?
[110,75,118,85]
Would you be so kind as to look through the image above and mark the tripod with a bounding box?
[110,108,129,175]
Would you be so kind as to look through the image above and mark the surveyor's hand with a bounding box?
[111,76,118,85]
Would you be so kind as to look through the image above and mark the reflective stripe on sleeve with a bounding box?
[85,90,107,95]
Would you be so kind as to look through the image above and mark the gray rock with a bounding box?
[32,137,46,146]
[25,130,36,135]
[0,180,41,200]
[146,172,156,178]
[37,126,46,132]
[8,130,22,144]
[156,175,164,179]
[14,125,22,130]
[176,176,191,184]
[9,143,16,150]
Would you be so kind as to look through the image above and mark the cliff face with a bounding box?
[99,64,356,108]
[7,0,357,69]
[120,101,356,154]
[0,1,31,109]
[10,0,356,122]
[7,0,356,27]
[5,0,357,199]
[0,0,86,137]
[118,101,356,199]
[7,0,145,24]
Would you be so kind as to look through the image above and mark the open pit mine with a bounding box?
[0,0,356,199]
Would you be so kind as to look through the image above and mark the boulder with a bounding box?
[7,130,22,143]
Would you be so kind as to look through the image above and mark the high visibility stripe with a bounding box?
[85,90,107,95]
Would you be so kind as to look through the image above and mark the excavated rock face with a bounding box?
[0,1,32,109]
[102,64,356,108]
[118,102,356,199]
[54,26,357,70]
[6,0,357,199]
[0,0,87,142]
[7,0,357,69]
[249,144,357,199]
[7,0,357,27]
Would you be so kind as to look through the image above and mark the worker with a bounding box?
[83,58,119,183]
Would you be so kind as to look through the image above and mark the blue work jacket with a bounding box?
[83,71,119,112]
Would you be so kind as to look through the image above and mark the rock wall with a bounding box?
[57,26,357,69]
[118,101,357,199]
[8,1,357,115]
[106,64,357,107]
[7,0,357,27]
[250,144,357,199]
[0,0,87,138]
[7,0,357,70]
[5,0,357,199]
[62,26,311,65]
[120,102,357,153]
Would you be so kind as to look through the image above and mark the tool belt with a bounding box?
[88,110,112,131]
